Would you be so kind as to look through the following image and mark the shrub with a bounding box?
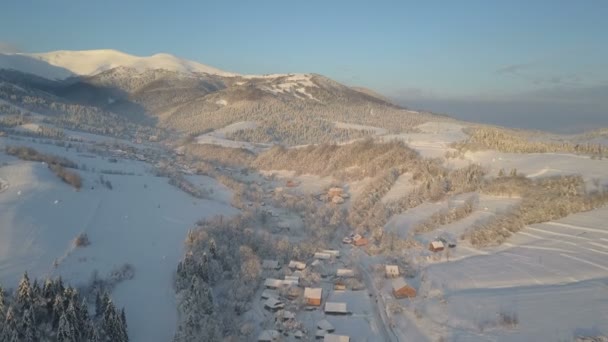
[74,232,91,247]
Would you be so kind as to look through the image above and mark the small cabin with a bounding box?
[354,237,368,246]
[392,278,417,299]
[322,249,340,257]
[264,297,285,311]
[314,252,332,260]
[429,240,445,252]
[385,265,399,278]
[304,287,323,306]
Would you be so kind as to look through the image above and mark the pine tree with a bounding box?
[209,238,217,259]
[0,285,6,321]
[17,272,33,308]
[57,311,76,342]
[21,308,37,342]
[95,292,103,318]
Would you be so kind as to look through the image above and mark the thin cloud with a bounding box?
[496,62,535,75]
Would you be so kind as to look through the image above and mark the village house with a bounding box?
[283,275,299,287]
[304,287,323,306]
[324,302,348,315]
[385,265,400,278]
[429,240,445,252]
[353,236,368,246]
[314,252,332,260]
[264,297,285,311]
[264,278,283,289]
[336,269,355,278]
[334,281,346,291]
[392,278,417,299]
[261,289,278,299]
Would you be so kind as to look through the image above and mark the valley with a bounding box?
[0,50,607,342]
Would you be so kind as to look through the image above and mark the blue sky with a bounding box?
[1,0,607,132]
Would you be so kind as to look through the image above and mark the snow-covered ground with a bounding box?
[0,136,236,342]
[381,122,467,158]
[334,121,388,136]
[409,206,608,341]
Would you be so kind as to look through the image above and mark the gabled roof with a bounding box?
[392,277,409,291]
[262,259,280,269]
[336,269,354,277]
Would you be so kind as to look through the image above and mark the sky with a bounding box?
[1,0,607,133]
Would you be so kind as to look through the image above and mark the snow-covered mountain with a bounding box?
[0,49,238,79]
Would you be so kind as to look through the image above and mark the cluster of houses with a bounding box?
[257,250,354,341]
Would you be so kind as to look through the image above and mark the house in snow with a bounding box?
[264,297,285,312]
[336,269,355,278]
[314,252,332,260]
[324,334,350,342]
[429,240,445,252]
[288,260,306,270]
[304,287,323,306]
[317,319,335,332]
[322,249,340,257]
[258,329,280,342]
[392,278,417,299]
[324,302,349,315]
[261,289,278,299]
[385,265,399,278]
[262,259,281,270]
[283,275,299,287]
[264,278,283,289]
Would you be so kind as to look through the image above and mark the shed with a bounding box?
[304,287,323,306]
[258,329,280,342]
[385,265,399,278]
[334,282,346,291]
[324,334,350,342]
[429,240,445,252]
[289,260,306,270]
[317,319,335,332]
[392,278,417,299]
[324,302,348,315]
[336,269,355,278]
[262,259,280,270]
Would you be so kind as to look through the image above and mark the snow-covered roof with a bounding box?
[336,269,355,277]
[317,319,335,331]
[430,240,445,249]
[264,297,284,309]
[304,287,323,299]
[264,278,283,288]
[289,260,306,270]
[261,289,278,299]
[262,259,280,269]
[321,249,340,257]
[314,252,332,260]
[324,334,350,342]
[258,329,280,341]
[324,302,348,314]
[392,277,410,291]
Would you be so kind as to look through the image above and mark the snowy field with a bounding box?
[0,136,236,342]
[412,206,608,341]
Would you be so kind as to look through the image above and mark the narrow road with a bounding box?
[352,248,400,342]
